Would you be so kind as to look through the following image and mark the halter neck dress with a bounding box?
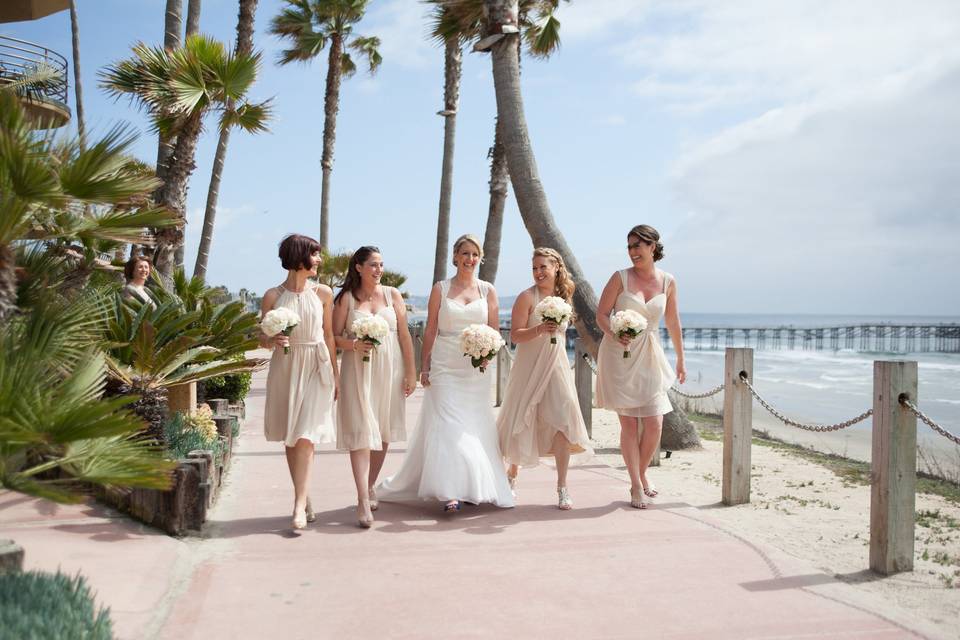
[336,286,407,451]
[595,269,676,418]
[263,281,336,446]
[496,287,593,466]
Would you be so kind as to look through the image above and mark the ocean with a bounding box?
[408,306,960,475]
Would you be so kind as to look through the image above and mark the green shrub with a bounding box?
[199,354,253,403]
[163,412,224,461]
[0,570,113,639]
[199,371,252,403]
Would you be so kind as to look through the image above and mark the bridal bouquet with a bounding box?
[611,309,647,358]
[352,315,390,362]
[533,296,572,344]
[261,307,301,355]
[460,324,505,373]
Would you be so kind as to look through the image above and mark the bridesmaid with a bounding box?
[595,225,686,509]
[333,246,416,527]
[260,234,339,531]
[497,248,593,510]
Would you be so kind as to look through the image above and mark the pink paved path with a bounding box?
[1,368,928,639]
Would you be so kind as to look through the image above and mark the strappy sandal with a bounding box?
[557,487,573,510]
[629,487,648,510]
[357,501,374,528]
[305,496,317,523]
[508,474,518,498]
[643,484,659,498]
[368,486,379,511]
[443,500,461,512]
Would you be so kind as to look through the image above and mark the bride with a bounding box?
[377,234,515,511]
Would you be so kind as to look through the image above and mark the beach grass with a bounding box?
[688,413,960,505]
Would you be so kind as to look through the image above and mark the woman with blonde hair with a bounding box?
[378,234,514,511]
[333,246,416,528]
[496,248,593,509]
[595,225,685,509]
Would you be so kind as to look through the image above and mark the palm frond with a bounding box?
[348,35,382,74]
[221,100,273,134]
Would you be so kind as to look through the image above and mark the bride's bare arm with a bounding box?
[419,283,442,386]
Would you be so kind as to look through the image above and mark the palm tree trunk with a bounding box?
[194,0,259,282]
[193,126,230,282]
[156,0,183,184]
[478,116,508,283]
[483,4,602,358]
[0,244,15,323]
[155,111,202,279]
[185,0,201,37]
[68,0,85,149]
[432,38,462,285]
[319,34,344,250]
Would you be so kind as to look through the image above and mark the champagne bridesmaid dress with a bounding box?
[336,287,407,451]
[497,288,593,466]
[595,270,676,417]
[263,282,336,446]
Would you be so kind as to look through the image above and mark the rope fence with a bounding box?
[571,344,956,576]
[900,397,960,446]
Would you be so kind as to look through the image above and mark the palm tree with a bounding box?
[186,0,202,37]
[101,35,271,280]
[269,0,382,249]
[68,0,86,147]
[426,2,463,284]
[433,0,564,284]
[156,0,183,185]
[193,0,266,282]
[0,92,176,322]
[476,0,601,354]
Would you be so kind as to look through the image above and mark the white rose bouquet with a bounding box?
[460,324,505,373]
[610,309,647,358]
[533,296,572,345]
[261,307,301,355]
[351,315,390,362]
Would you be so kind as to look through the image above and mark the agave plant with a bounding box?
[0,288,174,503]
[104,275,263,439]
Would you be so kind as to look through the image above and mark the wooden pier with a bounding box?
[657,324,960,353]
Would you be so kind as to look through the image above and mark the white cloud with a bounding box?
[363,0,441,71]
[668,64,960,313]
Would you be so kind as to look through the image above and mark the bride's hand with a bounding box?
[403,374,416,396]
[419,370,430,388]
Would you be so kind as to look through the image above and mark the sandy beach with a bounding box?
[582,406,960,639]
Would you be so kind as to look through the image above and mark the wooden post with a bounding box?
[167,382,197,415]
[574,338,593,439]
[206,398,228,415]
[870,360,918,575]
[0,539,24,574]
[722,347,753,505]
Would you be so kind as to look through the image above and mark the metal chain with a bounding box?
[670,384,725,399]
[900,398,960,445]
[739,373,872,432]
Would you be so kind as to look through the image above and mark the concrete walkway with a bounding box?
[0,368,930,639]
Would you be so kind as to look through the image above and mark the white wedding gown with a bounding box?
[377,279,515,507]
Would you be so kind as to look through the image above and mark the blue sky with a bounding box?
[6,0,959,315]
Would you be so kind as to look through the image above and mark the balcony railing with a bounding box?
[0,34,69,124]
